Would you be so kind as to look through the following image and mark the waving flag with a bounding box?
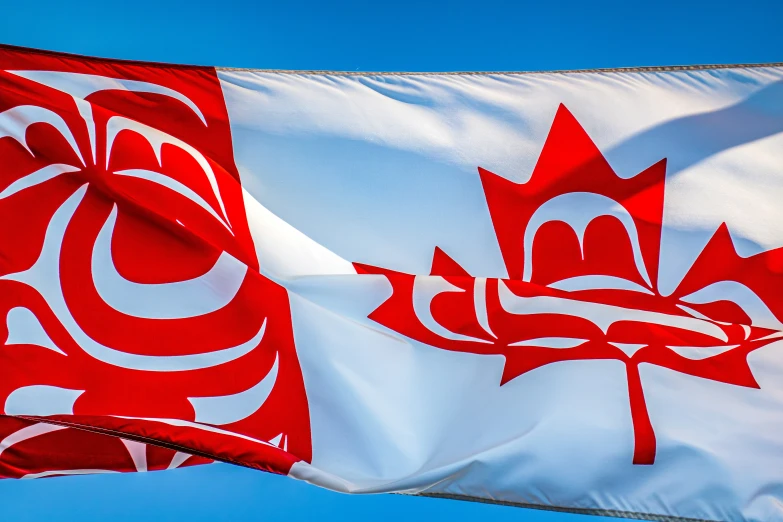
[0,44,782,521]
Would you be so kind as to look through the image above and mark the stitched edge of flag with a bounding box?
[9,415,728,521]
[0,42,780,76]
[10,415,280,474]
[409,492,719,522]
[215,62,783,76]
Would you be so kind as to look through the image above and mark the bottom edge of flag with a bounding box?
[407,492,718,522]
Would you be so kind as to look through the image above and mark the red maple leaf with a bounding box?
[356,104,783,465]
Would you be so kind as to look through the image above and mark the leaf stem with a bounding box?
[626,362,656,465]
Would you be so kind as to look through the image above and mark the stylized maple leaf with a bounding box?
[357,104,783,465]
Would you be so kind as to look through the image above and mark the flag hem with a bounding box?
[10,415,277,475]
[410,492,719,522]
[215,62,783,76]
[12,416,721,521]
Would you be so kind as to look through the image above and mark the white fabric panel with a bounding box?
[220,66,783,521]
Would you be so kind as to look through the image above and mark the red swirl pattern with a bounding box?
[0,47,311,476]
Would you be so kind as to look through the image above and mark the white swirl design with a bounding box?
[92,204,247,319]
[1,185,265,372]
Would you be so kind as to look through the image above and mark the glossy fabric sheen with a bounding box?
[1,44,783,521]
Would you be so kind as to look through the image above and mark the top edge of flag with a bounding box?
[216,62,783,76]
[0,42,780,76]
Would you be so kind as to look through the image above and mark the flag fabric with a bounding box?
[0,415,210,478]
[0,44,782,521]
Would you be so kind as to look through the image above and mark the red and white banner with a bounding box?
[0,44,782,521]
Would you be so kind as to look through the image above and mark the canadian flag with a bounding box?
[0,44,782,522]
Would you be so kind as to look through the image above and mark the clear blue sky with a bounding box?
[0,1,781,520]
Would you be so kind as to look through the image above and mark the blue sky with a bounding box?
[0,1,781,520]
